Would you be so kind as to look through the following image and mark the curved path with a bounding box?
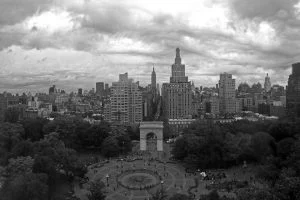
[74,158,196,200]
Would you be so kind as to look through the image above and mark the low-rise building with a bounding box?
[168,118,196,137]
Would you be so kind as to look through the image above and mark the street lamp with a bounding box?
[106,174,109,186]
[160,180,164,190]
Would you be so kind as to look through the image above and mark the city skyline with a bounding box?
[1,0,300,93]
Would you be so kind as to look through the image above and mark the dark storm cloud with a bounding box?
[230,0,298,20]
[74,4,134,34]
[0,31,23,50]
[1,0,300,92]
[0,0,52,26]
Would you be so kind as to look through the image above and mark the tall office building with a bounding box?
[264,73,271,92]
[287,63,300,120]
[78,88,83,97]
[162,48,192,119]
[219,73,236,114]
[96,82,105,97]
[104,83,110,96]
[49,85,56,94]
[105,73,142,124]
[151,67,156,90]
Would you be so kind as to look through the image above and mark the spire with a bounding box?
[152,65,156,75]
[175,47,181,64]
[151,64,156,90]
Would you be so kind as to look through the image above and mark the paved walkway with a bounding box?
[75,158,193,200]
[73,143,254,200]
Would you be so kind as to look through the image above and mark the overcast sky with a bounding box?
[1,0,300,93]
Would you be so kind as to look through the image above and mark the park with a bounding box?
[1,118,299,200]
[72,122,256,200]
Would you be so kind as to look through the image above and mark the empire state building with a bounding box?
[162,48,192,119]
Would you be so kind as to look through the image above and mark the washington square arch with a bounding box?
[139,121,163,151]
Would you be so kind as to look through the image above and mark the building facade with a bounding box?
[105,73,142,124]
[96,82,105,97]
[286,63,300,120]
[264,73,271,92]
[151,67,156,90]
[218,73,236,114]
[162,48,192,119]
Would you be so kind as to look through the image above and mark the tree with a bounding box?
[273,168,300,200]
[0,172,49,200]
[196,136,226,169]
[0,123,24,152]
[127,125,140,140]
[287,139,300,175]
[74,121,91,149]
[33,155,56,183]
[171,136,188,160]
[33,132,86,179]
[172,133,229,168]
[255,157,281,185]
[249,132,276,162]
[115,133,132,154]
[236,186,274,200]
[183,119,215,137]
[21,118,49,141]
[33,132,64,162]
[163,119,171,139]
[224,132,252,165]
[59,147,87,179]
[87,179,106,200]
[277,138,295,160]
[4,107,20,123]
[83,122,111,149]
[101,136,120,157]
[169,193,191,200]
[268,122,296,142]
[201,190,220,200]
[12,140,34,157]
[6,156,34,177]
[150,187,168,200]
[42,117,77,148]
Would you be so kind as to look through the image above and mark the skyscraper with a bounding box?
[49,85,56,94]
[96,82,104,97]
[104,73,142,124]
[78,88,83,97]
[286,63,300,120]
[264,73,271,92]
[151,66,156,90]
[219,73,236,114]
[162,48,192,119]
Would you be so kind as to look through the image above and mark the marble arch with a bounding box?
[139,121,163,151]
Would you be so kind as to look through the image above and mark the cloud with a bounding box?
[0,0,52,26]
[0,0,300,92]
[230,0,298,20]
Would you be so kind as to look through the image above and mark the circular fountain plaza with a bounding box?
[73,142,250,200]
[75,154,191,200]
[73,142,196,200]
